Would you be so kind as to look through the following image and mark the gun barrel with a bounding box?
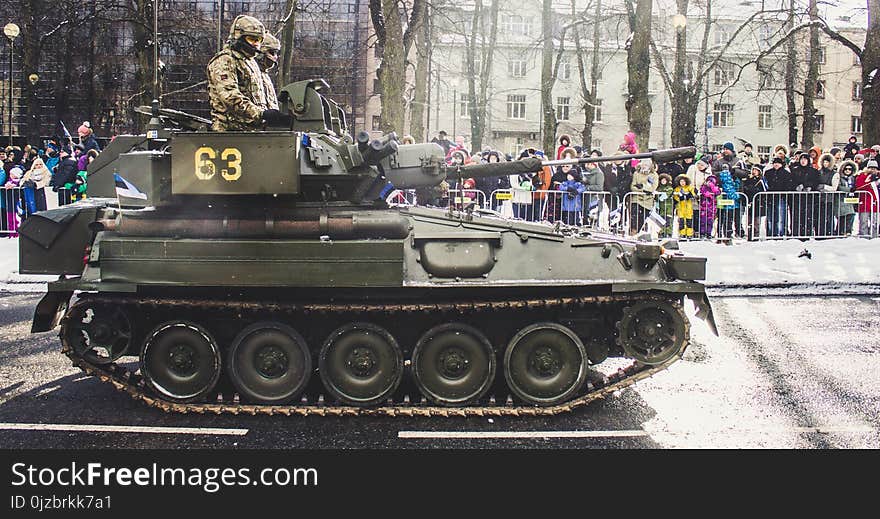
[452,146,695,180]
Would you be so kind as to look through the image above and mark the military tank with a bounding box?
[18,79,717,417]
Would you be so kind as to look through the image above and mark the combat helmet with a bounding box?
[228,15,265,57]
[259,32,281,70]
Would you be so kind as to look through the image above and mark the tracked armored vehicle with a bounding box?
[19,79,716,417]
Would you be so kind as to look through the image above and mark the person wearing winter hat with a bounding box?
[743,163,769,239]
[3,166,23,235]
[843,135,860,160]
[656,173,675,237]
[830,147,843,164]
[77,122,101,154]
[629,160,658,234]
[764,156,792,237]
[556,134,572,160]
[673,174,696,238]
[836,159,858,235]
[20,157,52,214]
[854,159,880,236]
[790,152,821,238]
[711,141,737,174]
[816,153,839,236]
[559,164,586,226]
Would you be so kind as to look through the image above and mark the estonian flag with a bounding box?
[114,173,148,200]
[647,209,667,228]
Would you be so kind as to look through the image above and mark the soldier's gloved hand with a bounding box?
[262,109,293,127]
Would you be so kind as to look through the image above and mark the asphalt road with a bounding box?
[1,291,878,449]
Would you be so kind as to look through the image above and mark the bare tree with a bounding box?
[624,0,652,151]
[573,0,603,150]
[819,0,880,146]
[463,0,500,152]
[540,0,557,154]
[801,0,819,149]
[409,1,430,141]
[369,0,424,133]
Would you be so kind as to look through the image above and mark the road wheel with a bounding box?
[616,300,688,365]
[63,302,132,365]
[412,323,495,406]
[504,322,587,406]
[141,321,221,402]
[319,323,403,406]
[227,322,311,404]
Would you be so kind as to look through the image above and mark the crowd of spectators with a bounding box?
[426,129,880,240]
[1,122,101,236]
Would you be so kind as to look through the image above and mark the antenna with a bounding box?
[147,0,162,137]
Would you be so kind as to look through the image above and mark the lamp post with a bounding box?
[4,22,20,146]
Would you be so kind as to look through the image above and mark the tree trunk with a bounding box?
[626,0,652,151]
[541,0,556,154]
[574,0,601,150]
[670,0,697,146]
[862,0,880,145]
[785,0,798,147]
[409,2,430,141]
[21,0,42,144]
[801,0,819,150]
[279,0,297,85]
[465,0,499,152]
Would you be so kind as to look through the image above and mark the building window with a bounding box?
[757,145,771,162]
[556,97,570,121]
[714,25,731,45]
[372,115,381,131]
[853,82,862,100]
[851,116,862,134]
[814,114,825,133]
[459,93,471,118]
[373,78,382,95]
[758,105,772,129]
[713,62,735,86]
[508,58,527,77]
[502,15,533,37]
[817,46,826,64]
[559,60,571,80]
[507,94,526,119]
[592,138,601,151]
[593,98,603,122]
[758,69,772,89]
[713,103,734,128]
[816,80,826,99]
[463,55,482,75]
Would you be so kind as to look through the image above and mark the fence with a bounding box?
[489,189,617,230]
[1,187,74,236]
[479,188,880,241]
[750,191,878,240]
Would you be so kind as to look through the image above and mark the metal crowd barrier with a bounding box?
[447,189,487,211]
[618,190,749,240]
[1,186,74,236]
[750,191,878,240]
[489,189,617,229]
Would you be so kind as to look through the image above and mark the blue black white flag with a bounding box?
[114,173,148,200]
[647,209,667,228]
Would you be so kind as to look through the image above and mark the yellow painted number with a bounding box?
[194,147,216,180]
[221,148,242,181]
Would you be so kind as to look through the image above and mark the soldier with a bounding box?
[206,15,290,131]
[258,32,281,111]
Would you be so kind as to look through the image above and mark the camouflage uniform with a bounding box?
[206,15,267,131]
[259,33,281,111]
[207,47,267,131]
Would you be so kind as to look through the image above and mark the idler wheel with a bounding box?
[62,302,133,365]
[503,323,587,406]
[227,322,312,404]
[141,321,221,402]
[319,323,403,406]
[616,301,688,365]
[412,323,496,406]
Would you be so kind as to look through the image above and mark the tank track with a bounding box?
[59,293,690,417]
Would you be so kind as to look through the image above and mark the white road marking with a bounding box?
[0,423,248,436]
[399,430,651,439]
[398,426,876,439]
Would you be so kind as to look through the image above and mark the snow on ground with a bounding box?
[679,237,880,287]
[1,235,878,293]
